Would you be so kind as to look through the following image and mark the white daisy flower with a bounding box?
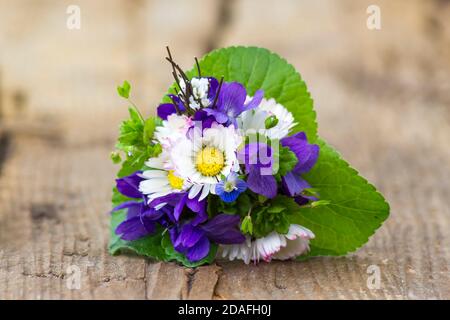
[179,77,211,109]
[139,151,189,206]
[170,123,242,201]
[238,97,296,140]
[220,224,314,264]
[153,113,192,148]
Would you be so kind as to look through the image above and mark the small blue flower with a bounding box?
[215,172,247,203]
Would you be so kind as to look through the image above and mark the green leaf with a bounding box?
[163,46,317,141]
[143,117,160,144]
[110,151,121,164]
[117,150,147,178]
[241,216,253,235]
[274,145,298,177]
[117,80,131,99]
[117,108,144,151]
[310,200,331,208]
[290,140,390,257]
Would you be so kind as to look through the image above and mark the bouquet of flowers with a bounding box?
[109,47,389,267]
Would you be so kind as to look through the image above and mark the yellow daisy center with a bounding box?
[167,170,184,190]
[195,146,225,177]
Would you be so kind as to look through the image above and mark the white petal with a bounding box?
[140,180,170,194]
[147,190,172,203]
[145,157,165,169]
[141,170,167,179]
[188,184,202,199]
[272,237,310,260]
[198,184,211,201]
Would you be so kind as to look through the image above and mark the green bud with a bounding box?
[257,194,267,204]
[302,188,320,197]
[311,200,331,208]
[265,115,279,129]
[110,151,122,164]
[241,216,253,235]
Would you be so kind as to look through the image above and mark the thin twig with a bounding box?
[195,57,201,78]
[212,76,224,108]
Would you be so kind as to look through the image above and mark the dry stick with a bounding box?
[166,58,196,116]
[165,58,190,99]
[195,57,201,78]
[212,77,224,109]
[165,47,187,115]
[166,47,185,97]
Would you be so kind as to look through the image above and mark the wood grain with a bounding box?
[0,0,449,299]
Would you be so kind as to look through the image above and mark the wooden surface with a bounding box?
[0,0,449,299]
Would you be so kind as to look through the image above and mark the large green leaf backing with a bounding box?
[110,46,390,263]
[291,140,389,256]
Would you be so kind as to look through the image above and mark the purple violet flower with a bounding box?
[170,214,245,262]
[149,191,207,226]
[215,172,247,203]
[112,172,166,241]
[238,142,278,199]
[280,132,319,201]
[204,82,264,126]
[157,94,186,120]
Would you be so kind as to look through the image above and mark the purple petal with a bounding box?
[157,95,186,120]
[217,82,247,116]
[186,196,205,213]
[115,216,153,241]
[243,89,264,111]
[201,214,245,244]
[207,77,219,102]
[238,142,273,171]
[203,108,229,124]
[149,192,183,208]
[201,214,240,234]
[281,171,311,197]
[141,207,165,221]
[212,229,246,244]
[157,103,177,120]
[191,206,208,226]
[174,224,204,249]
[116,171,143,199]
[174,193,188,221]
[281,132,319,174]
[169,226,178,244]
[193,110,215,129]
[184,194,207,225]
[247,166,278,199]
[111,200,141,215]
[186,236,210,262]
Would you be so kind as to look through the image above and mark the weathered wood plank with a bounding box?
[0,0,449,299]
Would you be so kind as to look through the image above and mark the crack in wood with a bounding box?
[0,132,11,176]
[185,268,198,298]
[30,203,59,222]
[204,0,235,53]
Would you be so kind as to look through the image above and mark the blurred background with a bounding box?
[0,0,449,299]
